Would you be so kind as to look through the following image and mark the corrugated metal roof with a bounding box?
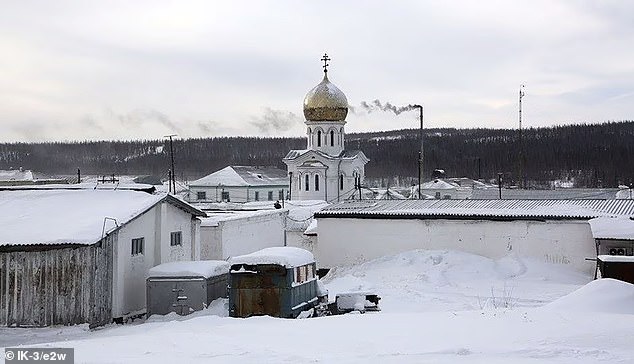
[315,199,634,220]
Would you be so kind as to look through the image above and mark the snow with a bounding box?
[4,249,634,363]
[148,260,230,278]
[229,247,315,268]
[589,216,634,240]
[189,166,248,186]
[0,169,34,181]
[421,179,459,189]
[0,190,166,246]
[544,278,634,314]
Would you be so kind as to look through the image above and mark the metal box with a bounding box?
[597,255,634,284]
[146,261,230,317]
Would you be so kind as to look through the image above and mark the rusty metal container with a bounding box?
[228,247,319,318]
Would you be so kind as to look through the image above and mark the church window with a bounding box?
[330,130,334,146]
[305,175,310,191]
[315,174,320,191]
[317,130,322,147]
[340,175,344,190]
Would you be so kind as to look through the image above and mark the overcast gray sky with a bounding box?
[1,0,632,142]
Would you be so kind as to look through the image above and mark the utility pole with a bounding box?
[165,134,177,194]
[518,85,525,188]
[498,173,503,200]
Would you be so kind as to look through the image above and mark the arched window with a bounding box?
[305,175,310,191]
[317,130,322,147]
[339,174,344,190]
[330,130,334,146]
[315,174,320,191]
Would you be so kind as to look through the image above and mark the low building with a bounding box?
[199,209,288,260]
[313,199,634,274]
[0,190,204,327]
[188,166,289,203]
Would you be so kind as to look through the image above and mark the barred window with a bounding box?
[131,237,144,255]
[170,231,182,246]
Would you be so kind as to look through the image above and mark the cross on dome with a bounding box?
[321,53,330,74]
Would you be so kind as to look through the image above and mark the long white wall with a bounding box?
[315,218,596,273]
[200,210,287,260]
[189,186,288,203]
[112,202,199,318]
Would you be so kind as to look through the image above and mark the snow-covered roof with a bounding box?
[303,219,318,235]
[0,169,34,181]
[229,247,315,268]
[597,255,634,263]
[189,166,288,187]
[283,149,367,161]
[420,179,459,189]
[148,260,230,278]
[315,199,634,220]
[589,217,634,240]
[0,190,204,247]
[0,182,156,193]
[200,209,286,227]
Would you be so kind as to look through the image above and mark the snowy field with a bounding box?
[2,249,634,363]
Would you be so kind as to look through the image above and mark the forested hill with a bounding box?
[0,121,632,187]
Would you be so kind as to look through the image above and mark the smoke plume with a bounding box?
[360,100,420,115]
[250,107,302,134]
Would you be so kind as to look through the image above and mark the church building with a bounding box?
[283,54,369,202]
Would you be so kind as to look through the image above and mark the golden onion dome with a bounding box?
[303,74,348,121]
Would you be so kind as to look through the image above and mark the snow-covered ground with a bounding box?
[2,249,634,363]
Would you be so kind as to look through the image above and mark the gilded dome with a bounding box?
[303,74,348,121]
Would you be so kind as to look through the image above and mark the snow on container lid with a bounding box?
[598,255,634,263]
[229,247,315,268]
[148,260,230,279]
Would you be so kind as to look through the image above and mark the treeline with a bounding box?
[0,121,632,187]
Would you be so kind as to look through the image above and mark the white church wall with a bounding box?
[315,218,596,273]
[200,210,287,260]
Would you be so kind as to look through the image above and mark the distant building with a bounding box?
[187,166,289,203]
[0,168,68,186]
[0,190,204,327]
[283,54,369,202]
[313,199,634,274]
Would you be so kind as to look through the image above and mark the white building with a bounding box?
[188,165,289,203]
[0,190,204,327]
[283,55,369,203]
[313,199,634,273]
[200,209,288,260]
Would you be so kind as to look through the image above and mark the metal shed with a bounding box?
[228,247,319,318]
[146,260,230,317]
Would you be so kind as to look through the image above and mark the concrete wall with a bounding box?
[200,210,287,260]
[315,218,596,273]
[112,202,199,319]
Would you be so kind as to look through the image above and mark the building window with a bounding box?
[254,191,259,201]
[279,190,284,200]
[268,191,274,201]
[315,174,320,191]
[340,174,344,190]
[305,175,310,191]
[170,231,182,246]
[317,130,322,147]
[196,191,206,200]
[221,191,230,202]
[131,237,144,256]
[330,130,334,146]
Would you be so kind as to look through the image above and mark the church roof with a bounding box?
[189,166,288,187]
[283,149,367,162]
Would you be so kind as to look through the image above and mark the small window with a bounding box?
[317,130,322,147]
[170,231,182,246]
[197,191,206,200]
[221,191,230,202]
[254,191,259,201]
[307,265,314,280]
[279,190,284,200]
[330,130,334,146]
[131,237,144,256]
[315,174,319,191]
[305,175,310,191]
